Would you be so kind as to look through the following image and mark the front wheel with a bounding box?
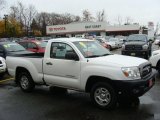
[18,71,35,92]
[90,82,117,109]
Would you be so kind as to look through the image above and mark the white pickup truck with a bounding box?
[6,38,155,109]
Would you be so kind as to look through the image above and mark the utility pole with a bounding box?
[3,14,8,38]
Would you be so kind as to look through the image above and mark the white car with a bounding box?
[105,38,119,50]
[154,39,160,45]
[0,57,6,78]
[149,49,160,73]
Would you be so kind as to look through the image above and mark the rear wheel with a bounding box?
[90,82,117,109]
[18,71,35,92]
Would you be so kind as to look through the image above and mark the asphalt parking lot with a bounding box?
[0,44,160,120]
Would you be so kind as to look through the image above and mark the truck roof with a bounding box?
[49,38,93,43]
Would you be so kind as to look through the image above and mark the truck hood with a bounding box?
[125,41,146,45]
[88,54,148,67]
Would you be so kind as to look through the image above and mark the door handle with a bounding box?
[46,62,53,65]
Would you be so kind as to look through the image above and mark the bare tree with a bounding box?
[116,15,123,25]
[0,0,5,10]
[27,5,37,29]
[96,9,106,22]
[125,16,133,25]
[82,9,94,22]
[10,6,19,19]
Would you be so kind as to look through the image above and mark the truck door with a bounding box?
[43,42,81,89]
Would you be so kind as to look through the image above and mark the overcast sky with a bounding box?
[4,0,160,26]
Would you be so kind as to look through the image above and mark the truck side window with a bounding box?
[50,42,75,59]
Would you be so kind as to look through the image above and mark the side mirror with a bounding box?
[65,52,79,61]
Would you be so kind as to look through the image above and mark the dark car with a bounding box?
[0,42,32,58]
[121,34,152,59]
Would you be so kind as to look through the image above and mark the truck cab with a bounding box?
[122,34,152,59]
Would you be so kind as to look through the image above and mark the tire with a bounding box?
[49,86,67,94]
[90,82,117,109]
[18,71,35,92]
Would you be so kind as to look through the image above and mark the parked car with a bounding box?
[149,49,160,73]
[95,38,109,50]
[122,34,152,59]
[0,42,31,59]
[7,38,155,109]
[0,57,6,78]
[154,39,160,45]
[19,40,47,53]
[105,38,119,50]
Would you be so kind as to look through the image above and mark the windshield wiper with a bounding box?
[16,50,25,51]
[86,55,101,58]
[101,53,112,56]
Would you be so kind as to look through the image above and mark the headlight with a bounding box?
[122,67,141,79]
[142,45,148,50]
[122,44,125,50]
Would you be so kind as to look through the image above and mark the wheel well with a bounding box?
[85,76,115,93]
[15,67,30,84]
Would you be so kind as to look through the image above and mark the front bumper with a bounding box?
[113,71,156,97]
[122,50,148,58]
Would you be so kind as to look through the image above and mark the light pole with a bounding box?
[3,14,8,38]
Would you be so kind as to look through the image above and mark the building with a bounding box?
[46,22,140,38]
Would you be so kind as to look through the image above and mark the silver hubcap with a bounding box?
[94,87,111,106]
[20,75,29,89]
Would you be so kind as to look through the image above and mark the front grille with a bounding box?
[125,45,142,50]
[141,64,152,78]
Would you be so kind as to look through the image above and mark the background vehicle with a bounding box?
[0,57,6,78]
[19,40,47,53]
[122,34,152,59]
[154,36,160,45]
[95,38,109,49]
[6,38,155,109]
[150,50,160,73]
[105,38,119,50]
[0,42,31,59]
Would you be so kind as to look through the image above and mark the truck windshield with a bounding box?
[73,41,111,58]
[3,43,26,52]
[127,35,147,42]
